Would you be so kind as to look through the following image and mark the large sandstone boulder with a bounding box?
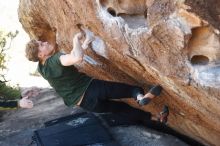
[18,0,220,145]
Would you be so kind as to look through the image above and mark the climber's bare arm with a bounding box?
[60,32,84,66]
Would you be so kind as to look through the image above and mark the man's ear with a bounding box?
[38,52,43,59]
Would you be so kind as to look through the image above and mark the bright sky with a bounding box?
[0,0,50,88]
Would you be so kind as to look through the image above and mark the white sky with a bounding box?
[0,0,50,88]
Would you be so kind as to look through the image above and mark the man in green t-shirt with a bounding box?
[25,31,168,124]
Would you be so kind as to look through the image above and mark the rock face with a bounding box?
[18,0,220,145]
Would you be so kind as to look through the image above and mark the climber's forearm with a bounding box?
[60,32,84,66]
[71,35,84,60]
[0,99,18,110]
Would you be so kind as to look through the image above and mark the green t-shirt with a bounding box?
[38,52,92,106]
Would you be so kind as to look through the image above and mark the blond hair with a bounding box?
[25,40,39,62]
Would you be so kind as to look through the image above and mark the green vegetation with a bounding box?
[0,30,21,99]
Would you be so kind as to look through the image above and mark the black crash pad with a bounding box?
[34,112,120,146]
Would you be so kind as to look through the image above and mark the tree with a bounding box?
[0,30,21,99]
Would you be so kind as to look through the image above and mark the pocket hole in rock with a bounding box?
[190,55,209,65]
[107,7,117,17]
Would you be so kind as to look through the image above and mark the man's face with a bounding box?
[37,41,54,59]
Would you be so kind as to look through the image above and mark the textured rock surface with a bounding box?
[18,0,220,145]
